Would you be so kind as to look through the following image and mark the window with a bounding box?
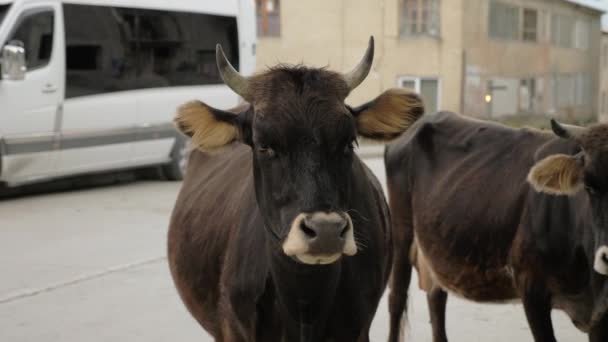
[519,78,536,111]
[557,74,574,107]
[7,9,54,70]
[574,73,590,106]
[64,4,239,98]
[398,77,439,114]
[400,0,440,37]
[0,4,10,25]
[551,14,574,48]
[552,73,591,108]
[489,1,519,40]
[136,9,239,88]
[256,0,280,37]
[522,9,538,42]
[574,20,589,49]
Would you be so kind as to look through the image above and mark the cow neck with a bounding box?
[267,247,341,341]
[264,224,283,244]
[591,279,608,326]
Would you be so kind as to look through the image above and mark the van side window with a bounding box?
[64,4,239,98]
[136,9,239,88]
[64,5,138,98]
[8,9,54,70]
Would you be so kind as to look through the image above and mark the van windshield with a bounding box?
[0,4,9,26]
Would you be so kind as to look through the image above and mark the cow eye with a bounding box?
[257,146,276,158]
[585,184,598,196]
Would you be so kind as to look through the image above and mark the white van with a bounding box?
[0,0,255,186]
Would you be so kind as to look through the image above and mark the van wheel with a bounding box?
[162,135,190,181]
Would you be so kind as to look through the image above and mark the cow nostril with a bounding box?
[339,224,349,238]
[300,222,317,239]
[602,252,608,264]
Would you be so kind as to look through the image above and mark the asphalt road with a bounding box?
[0,157,586,341]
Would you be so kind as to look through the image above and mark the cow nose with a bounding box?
[594,246,608,276]
[300,213,349,254]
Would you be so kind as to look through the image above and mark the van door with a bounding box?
[56,4,136,175]
[0,3,63,184]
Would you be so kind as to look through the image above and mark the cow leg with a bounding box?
[427,287,448,342]
[522,286,557,342]
[588,314,608,342]
[387,252,412,342]
[388,251,413,342]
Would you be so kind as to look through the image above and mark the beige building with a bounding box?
[254,0,604,122]
[600,14,608,122]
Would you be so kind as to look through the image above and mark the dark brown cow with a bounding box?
[385,112,608,342]
[167,37,424,341]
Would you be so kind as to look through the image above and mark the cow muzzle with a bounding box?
[594,246,608,275]
[282,212,357,265]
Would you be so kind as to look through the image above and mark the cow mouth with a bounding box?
[293,253,342,265]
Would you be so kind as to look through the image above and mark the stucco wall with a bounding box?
[255,0,464,113]
[463,0,601,120]
[255,0,601,121]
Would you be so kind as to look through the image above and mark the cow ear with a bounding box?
[174,101,247,151]
[527,154,584,195]
[350,88,424,141]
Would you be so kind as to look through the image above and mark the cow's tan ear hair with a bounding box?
[354,88,425,141]
[174,101,238,151]
[527,154,584,195]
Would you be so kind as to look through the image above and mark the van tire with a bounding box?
[162,135,190,181]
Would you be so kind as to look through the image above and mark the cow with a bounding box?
[167,37,425,341]
[385,111,608,342]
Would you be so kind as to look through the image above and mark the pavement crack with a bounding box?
[0,256,166,305]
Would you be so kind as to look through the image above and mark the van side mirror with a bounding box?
[1,40,26,80]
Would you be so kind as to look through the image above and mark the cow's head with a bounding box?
[528,120,608,276]
[176,37,423,265]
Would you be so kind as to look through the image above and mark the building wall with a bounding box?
[463,0,601,121]
[600,32,608,122]
[255,0,601,121]
[255,0,465,112]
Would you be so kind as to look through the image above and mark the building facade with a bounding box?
[600,26,608,122]
[255,0,603,123]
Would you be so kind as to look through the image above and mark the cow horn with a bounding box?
[550,119,586,140]
[216,44,248,97]
[343,36,375,91]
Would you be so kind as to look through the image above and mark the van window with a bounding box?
[8,9,54,70]
[64,5,138,98]
[64,4,239,98]
[136,9,239,88]
[0,4,10,25]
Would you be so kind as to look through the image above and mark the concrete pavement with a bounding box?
[0,158,585,341]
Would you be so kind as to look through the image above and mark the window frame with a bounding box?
[522,8,538,42]
[397,75,441,113]
[399,0,441,38]
[6,6,55,72]
[488,0,520,41]
[256,0,281,37]
[574,19,589,50]
[603,43,608,68]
